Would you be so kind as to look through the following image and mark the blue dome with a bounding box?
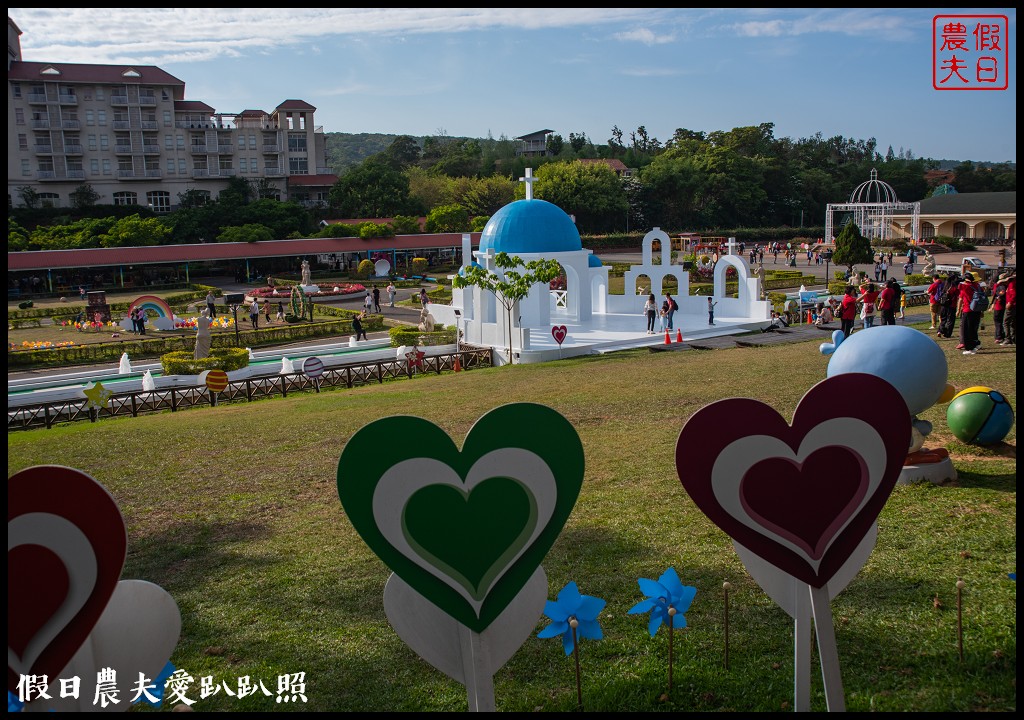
[478,199,582,255]
[588,254,603,268]
[458,261,483,277]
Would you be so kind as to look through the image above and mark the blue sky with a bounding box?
[9,8,1017,163]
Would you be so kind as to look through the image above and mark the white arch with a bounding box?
[641,227,672,267]
[712,255,751,304]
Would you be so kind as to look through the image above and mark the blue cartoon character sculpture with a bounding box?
[821,325,957,484]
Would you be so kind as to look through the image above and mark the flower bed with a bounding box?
[174,316,236,330]
[248,284,365,299]
[9,340,79,351]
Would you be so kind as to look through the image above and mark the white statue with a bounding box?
[194,308,212,359]
[418,308,436,333]
[301,259,311,286]
[923,251,936,276]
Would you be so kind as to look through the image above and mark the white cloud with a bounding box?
[727,10,912,41]
[614,28,676,45]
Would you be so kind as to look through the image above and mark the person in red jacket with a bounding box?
[926,274,944,329]
[877,279,899,326]
[839,286,858,338]
[1000,272,1015,346]
[956,272,981,354]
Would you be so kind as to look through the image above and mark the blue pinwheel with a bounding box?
[628,567,697,636]
[538,581,606,655]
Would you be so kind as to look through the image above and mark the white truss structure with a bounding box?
[826,169,920,242]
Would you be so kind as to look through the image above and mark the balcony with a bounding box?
[263,166,283,176]
[118,169,138,178]
[26,93,49,104]
[218,168,237,176]
[142,144,161,154]
[191,169,210,178]
[144,169,162,178]
[110,95,129,106]
[63,144,84,154]
[112,121,131,130]
[115,144,134,154]
[37,171,57,180]
[190,145,209,154]
[140,121,159,130]
[34,144,53,154]
[58,94,78,105]
[66,169,86,180]
[31,120,51,130]
[139,96,157,106]
[61,120,81,130]
[262,144,280,152]
[217,144,233,152]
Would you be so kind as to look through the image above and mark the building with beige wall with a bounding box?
[7,16,336,213]
[890,191,1016,241]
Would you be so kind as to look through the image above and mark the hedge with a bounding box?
[7,315,386,369]
[160,347,251,375]
[8,284,222,320]
[388,325,457,347]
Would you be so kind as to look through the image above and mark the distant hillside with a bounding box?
[324,133,406,174]
[932,159,1016,170]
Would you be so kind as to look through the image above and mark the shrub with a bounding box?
[411,257,428,275]
[160,347,250,375]
[355,259,376,278]
[388,325,456,347]
[359,222,394,239]
[18,300,34,309]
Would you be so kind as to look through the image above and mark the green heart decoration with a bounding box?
[337,403,584,632]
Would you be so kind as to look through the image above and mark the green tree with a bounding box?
[456,175,516,217]
[384,135,422,169]
[546,134,565,156]
[424,204,470,233]
[532,161,627,233]
[216,223,274,243]
[359,222,395,239]
[331,159,416,217]
[832,221,873,275]
[451,252,562,363]
[17,186,40,209]
[69,183,101,210]
[176,189,211,209]
[100,214,170,247]
[391,215,422,234]
[568,132,588,153]
[218,176,253,205]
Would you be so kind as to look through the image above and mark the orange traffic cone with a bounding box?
[664,330,672,344]
[807,310,813,324]
[453,356,462,372]
[676,329,683,343]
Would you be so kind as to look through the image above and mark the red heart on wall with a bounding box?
[675,374,909,588]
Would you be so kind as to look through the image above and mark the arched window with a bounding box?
[113,191,137,206]
[147,190,171,213]
[952,222,968,238]
[37,192,60,208]
[982,222,1004,240]
[920,222,936,239]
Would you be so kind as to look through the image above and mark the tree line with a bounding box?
[9,122,1016,251]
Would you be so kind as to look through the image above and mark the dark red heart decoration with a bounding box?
[8,466,126,693]
[551,326,568,346]
[675,373,910,588]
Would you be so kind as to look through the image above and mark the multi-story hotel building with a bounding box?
[7,16,337,213]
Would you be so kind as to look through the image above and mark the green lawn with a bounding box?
[7,333,1016,712]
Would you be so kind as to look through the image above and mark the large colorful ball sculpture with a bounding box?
[946,386,1015,445]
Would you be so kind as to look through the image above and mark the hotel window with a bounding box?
[165,135,174,149]
[90,159,99,174]
[239,158,248,173]
[166,158,176,174]
[288,133,307,151]
[88,134,97,151]
[289,157,308,174]
[15,108,25,125]
[178,158,186,174]
[177,135,185,149]
[97,110,106,126]
[38,193,61,208]
[163,110,172,126]
[100,135,109,150]
[249,134,257,149]
[102,159,112,175]
[11,82,21,98]
[18,134,28,150]
[147,191,171,213]
[21,159,31,176]
[95,87,104,100]
[86,110,94,126]
[113,191,137,206]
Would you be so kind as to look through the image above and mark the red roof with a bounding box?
[8,60,184,86]
[287,174,339,187]
[175,100,215,113]
[276,99,317,111]
[8,235,482,271]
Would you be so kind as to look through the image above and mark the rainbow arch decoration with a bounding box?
[122,295,177,331]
